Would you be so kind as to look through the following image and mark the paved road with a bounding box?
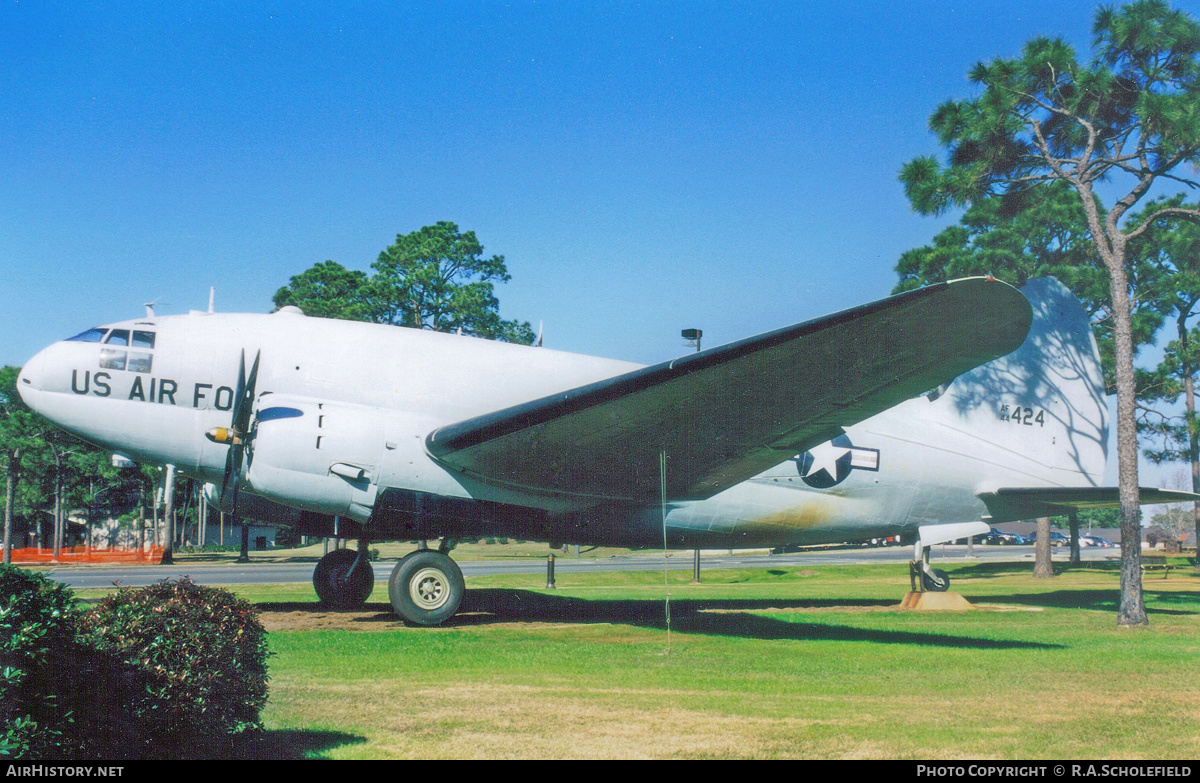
[37,544,1120,590]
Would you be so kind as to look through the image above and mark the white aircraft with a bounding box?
[16,277,1195,624]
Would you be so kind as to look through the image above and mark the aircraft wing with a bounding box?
[426,277,1032,503]
[980,487,1200,522]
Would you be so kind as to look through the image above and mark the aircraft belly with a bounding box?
[668,477,895,548]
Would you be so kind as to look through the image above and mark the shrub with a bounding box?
[273,524,300,549]
[0,565,80,759]
[80,579,270,759]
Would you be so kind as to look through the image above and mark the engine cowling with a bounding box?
[243,395,384,522]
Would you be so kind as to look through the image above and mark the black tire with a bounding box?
[921,567,950,592]
[388,550,465,626]
[313,548,374,608]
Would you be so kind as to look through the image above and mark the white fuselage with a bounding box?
[17,283,1107,548]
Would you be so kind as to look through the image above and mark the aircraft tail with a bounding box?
[931,277,1109,492]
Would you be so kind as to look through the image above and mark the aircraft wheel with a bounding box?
[313,548,374,608]
[388,550,464,626]
[921,567,950,592]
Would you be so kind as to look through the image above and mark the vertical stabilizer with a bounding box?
[936,277,1108,487]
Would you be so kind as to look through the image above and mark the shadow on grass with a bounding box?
[942,562,1039,579]
[672,611,1058,648]
[233,728,367,759]
[257,600,325,611]
[972,588,1199,615]
[1150,590,1200,607]
[255,590,1061,649]
[468,590,1061,648]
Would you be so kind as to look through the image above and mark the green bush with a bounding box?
[1,569,271,759]
[273,524,300,549]
[0,564,149,760]
[0,565,80,759]
[80,579,271,758]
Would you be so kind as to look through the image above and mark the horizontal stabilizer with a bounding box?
[427,277,1032,502]
[979,487,1200,522]
[918,522,990,550]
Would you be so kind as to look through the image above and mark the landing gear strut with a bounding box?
[313,541,375,608]
[388,544,464,626]
[909,546,950,593]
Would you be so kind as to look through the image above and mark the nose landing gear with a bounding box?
[313,543,375,608]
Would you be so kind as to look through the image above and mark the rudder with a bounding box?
[936,277,1108,487]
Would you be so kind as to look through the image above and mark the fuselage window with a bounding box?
[105,329,130,346]
[127,352,153,373]
[131,330,155,349]
[65,328,107,343]
[99,349,127,371]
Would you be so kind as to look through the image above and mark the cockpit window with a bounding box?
[88,329,156,373]
[65,328,107,343]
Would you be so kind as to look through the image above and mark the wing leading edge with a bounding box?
[426,277,1033,503]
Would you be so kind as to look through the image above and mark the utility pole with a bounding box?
[160,464,176,564]
[682,328,703,584]
[198,488,206,548]
[238,517,250,563]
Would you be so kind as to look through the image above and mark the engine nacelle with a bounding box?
[243,395,384,522]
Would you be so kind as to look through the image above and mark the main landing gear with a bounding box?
[312,539,465,626]
[388,544,465,626]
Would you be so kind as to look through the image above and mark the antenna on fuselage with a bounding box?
[144,296,167,318]
[208,287,215,314]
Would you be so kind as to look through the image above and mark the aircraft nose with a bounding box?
[16,350,46,406]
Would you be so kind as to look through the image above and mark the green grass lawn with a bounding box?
[210,561,1200,760]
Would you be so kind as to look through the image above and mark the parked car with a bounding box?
[1029,530,1070,547]
[977,526,1032,545]
[1080,535,1115,548]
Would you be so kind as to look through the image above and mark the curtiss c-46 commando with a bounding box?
[17,277,1195,624]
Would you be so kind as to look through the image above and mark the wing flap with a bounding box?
[980,486,1200,522]
[427,277,1032,502]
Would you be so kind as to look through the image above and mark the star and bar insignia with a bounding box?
[792,435,880,488]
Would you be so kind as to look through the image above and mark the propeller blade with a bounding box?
[220,438,237,499]
[229,350,248,434]
[246,350,261,399]
[233,349,261,436]
[220,351,247,498]
[220,349,260,501]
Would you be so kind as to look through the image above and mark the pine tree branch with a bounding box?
[1123,207,1200,242]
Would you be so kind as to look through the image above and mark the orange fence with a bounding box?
[6,545,165,564]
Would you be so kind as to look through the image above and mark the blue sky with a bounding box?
[5,0,1153,367]
[4,1,1200,490]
